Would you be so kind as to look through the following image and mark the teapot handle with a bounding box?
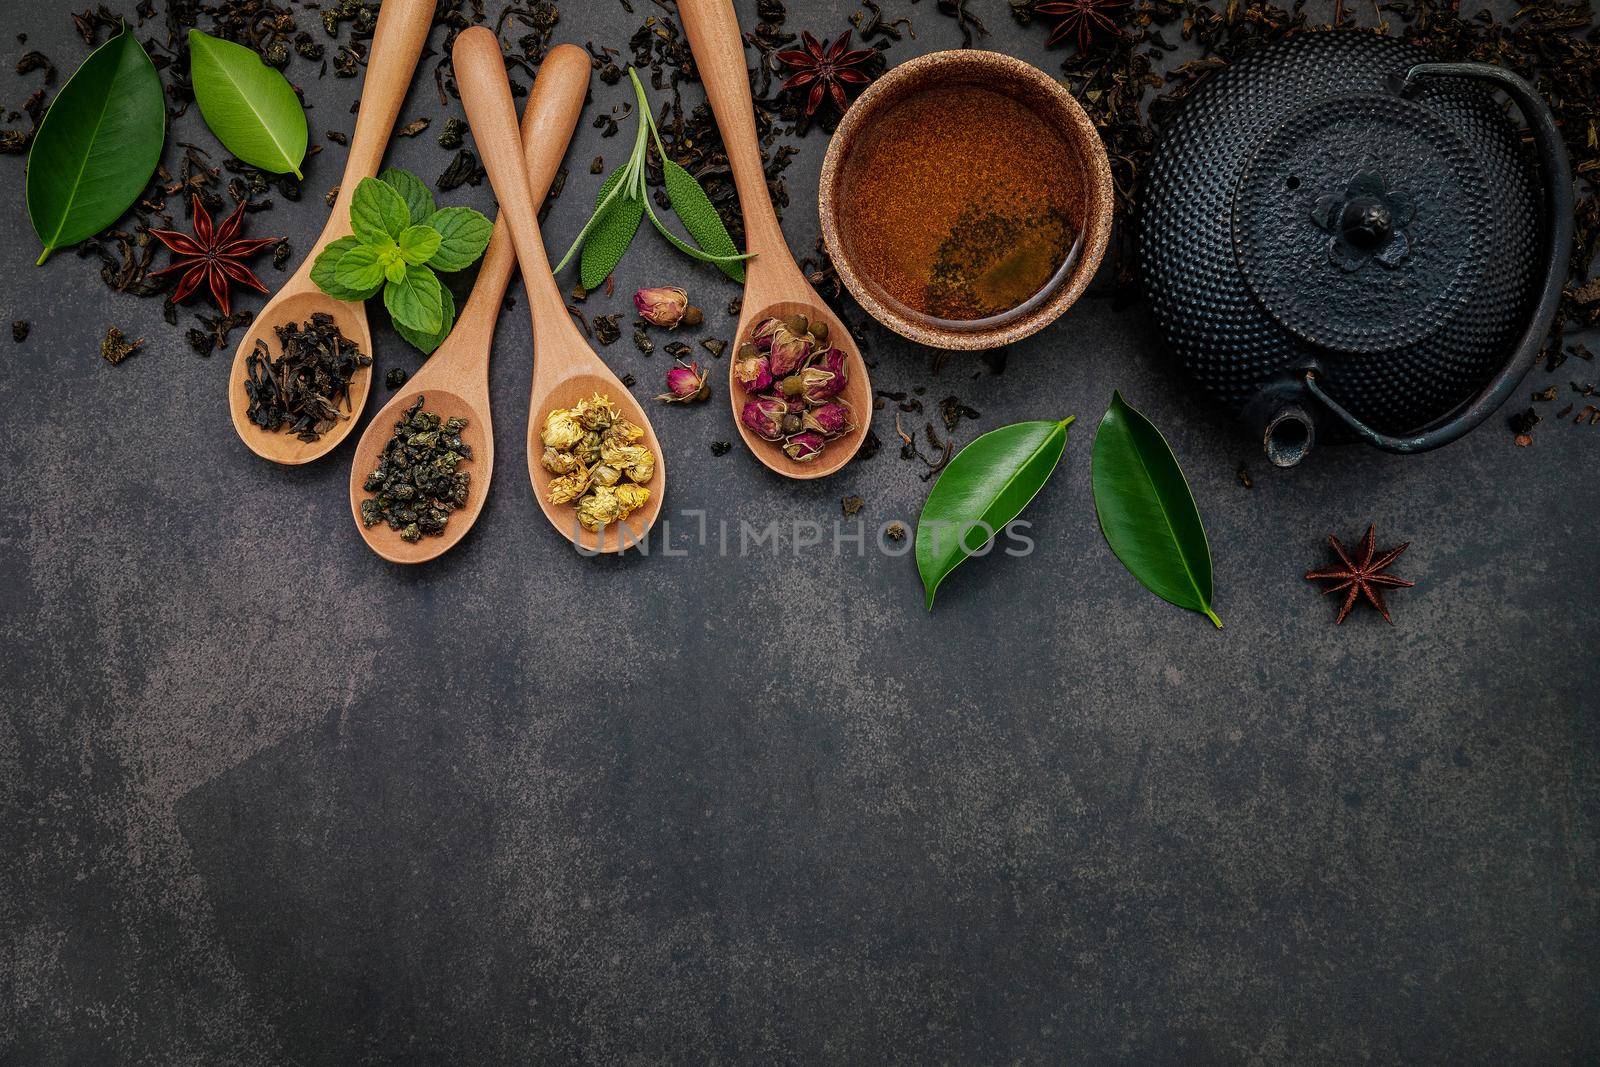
[1303,61,1574,453]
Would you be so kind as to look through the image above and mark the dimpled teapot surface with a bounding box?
[1138,31,1573,466]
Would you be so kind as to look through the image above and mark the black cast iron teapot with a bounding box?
[1138,31,1574,466]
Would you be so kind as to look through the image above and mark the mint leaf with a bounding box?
[332,243,388,296]
[384,255,408,285]
[398,224,443,266]
[384,262,444,334]
[425,206,493,272]
[394,283,456,355]
[380,167,435,226]
[310,236,370,301]
[350,177,409,244]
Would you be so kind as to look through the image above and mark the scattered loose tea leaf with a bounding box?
[397,118,431,137]
[12,321,29,343]
[100,325,142,365]
[710,440,731,456]
[842,495,864,517]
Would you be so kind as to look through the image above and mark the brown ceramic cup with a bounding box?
[818,50,1114,351]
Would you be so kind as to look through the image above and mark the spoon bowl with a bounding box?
[226,0,436,464]
[347,43,593,564]
[228,289,373,464]
[680,0,873,479]
[728,299,871,479]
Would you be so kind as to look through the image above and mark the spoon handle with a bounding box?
[677,0,790,263]
[327,0,437,226]
[451,45,592,347]
[453,29,574,338]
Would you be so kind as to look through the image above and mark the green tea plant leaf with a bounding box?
[383,261,444,334]
[188,30,307,177]
[580,167,644,291]
[26,25,165,264]
[916,418,1074,610]
[380,167,435,226]
[398,224,443,266]
[331,243,388,297]
[393,284,456,355]
[309,236,370,300]
[425,206,494,272]
[660,159,746,283]
[1091,391,1222,628]
[350,177,410,245]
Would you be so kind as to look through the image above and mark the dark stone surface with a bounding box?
[2,1,1596,1063]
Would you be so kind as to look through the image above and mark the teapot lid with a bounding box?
[1232,92,1491,354]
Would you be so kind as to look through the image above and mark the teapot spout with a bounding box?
[1243,383,1318,467]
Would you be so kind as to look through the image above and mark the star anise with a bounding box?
[776,31,875,116]
[1305,524,1416,624]
[148,194,280,316]
[1036,0,1131,51]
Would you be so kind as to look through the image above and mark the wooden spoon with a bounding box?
[347,45,592,564]
[678,0,872,479]
[454,28,665,554]
[226,0,436,465]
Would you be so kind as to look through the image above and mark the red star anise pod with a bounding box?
[148,194,280,316]
[776,31,875,116]
[1305,524,1415,624]
[1036,0,1131,51]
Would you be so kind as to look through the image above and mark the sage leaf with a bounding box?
[26,25,164,264]
[425,206,493,272]
[393,284,455,355]
[188,30,307,178]
[383,261,444,334]
[580,167,644,291]
[661,159,746,283]
[330,243,387,296]
[1091,391,1222,628]
[310,236,370,301]
[398,224,443,266]
[916,419,1074,610]
[380,167,434,226]
[350,177,410,245]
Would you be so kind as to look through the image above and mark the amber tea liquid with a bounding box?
[837,80,1087,328]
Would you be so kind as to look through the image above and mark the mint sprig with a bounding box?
[555,68,752,290]
[309,169,493,354]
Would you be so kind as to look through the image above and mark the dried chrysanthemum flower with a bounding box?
[614,482,650,517]
[542,447,581,475]
[548,467,590,505]
[575,431,603,466]
[541,408,584,451]
[604,417,644,444]
[633,286,701,329]
[573,393,618,430]
[656,359,710,403]
[576,485,623,530]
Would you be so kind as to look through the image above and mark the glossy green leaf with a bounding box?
[331,243,388,296]
[580,167,644,291]
[425,206,493,272]
[1091,391,1222,628]
[398,224,443,266]
[393,284,456,355]
[661,158,746,283]
[310,236,370,301]
[188,30,307,177]
[380,167,434,226]
[383,262,444,334]
[26,26,164,264]
[916,419,1074,610]
[350,177,409,245]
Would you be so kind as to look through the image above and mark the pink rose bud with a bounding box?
[782,430,826,462]
[733,351,773,393]
[656,359,710,403]
[740,396,790,441]
[803,399,855,438]
[766,326,813,378]
[817,346,847,376]
[750,317,782,352]
[798,364,846,404]
[633,286,690,329]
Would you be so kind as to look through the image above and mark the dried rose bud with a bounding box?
[750,317,782,352]
[803,399,855,438]
[779,409,805,436]
[782,314,809,336]
[816,345,847,377]
[634,286,690,328]
[782,430,826,462]
[798,362,846,404]
[733,351,773,393]
[766,326,813,378]
[741,395,790,441]
[656,359,710,403]
[778,374,804,397]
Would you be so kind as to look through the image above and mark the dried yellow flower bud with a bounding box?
[541,448,580,475]
[575,431,603,466]
[576,485,623,530]
[589,464,621,487]
[614,483,650,518]
[541,409,584,451]
[604,418,644,444]
[547,467,589,505]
